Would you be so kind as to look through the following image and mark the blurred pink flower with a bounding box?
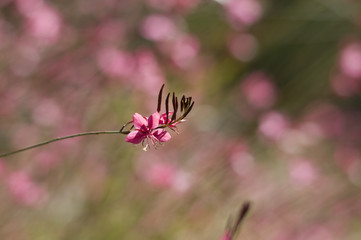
[145,162,175,188]
[32,99,62,127]
[331,74,361,97]
[339,42,361,79]
[26,6,62,43]
[16,0,62,44]
[142,161,191,192]
[126,112,171,150]
[96,47,135,78]
[7,171,47,206]
[258,111,290,141]
[140,15,177,42]
[226,0,263,27]
[229,143,254,177]
[133,50,165,95]
[169,35,200,69]
[289,159,317,187]
[228,33,258,62]
[241,72,277,109]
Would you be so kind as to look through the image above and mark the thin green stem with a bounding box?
[0,130,128,158]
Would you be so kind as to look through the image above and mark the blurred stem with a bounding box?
[0,130,128,158]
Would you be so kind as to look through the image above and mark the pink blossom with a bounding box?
[7,171,47,206]
[226,0,263,27]
[140,15,177,42]
[159,112,182,130]
[125,112,171,150]
[241,72,277,109]
[339,42,361,79]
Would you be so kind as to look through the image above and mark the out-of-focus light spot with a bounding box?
[168,35,199,69]
[7,171,47,206]
[241,72,277,109]
[279,130,310,154]
[133,50,165,95]
[139,160,191,193]
[16,0,62,45]
[228,33,259,62]
[258,111,290,141]
[230,150,254,177]
[96,48,135,78]
[331,74,360,97]
[26,6,62,44]
[225,0,263,27]
[140,15,177,42]
[304,104,344,138]
[339,42,361,79]
[289,159,317,188]
[32,99,62,127]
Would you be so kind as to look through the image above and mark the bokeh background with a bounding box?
[1,0,361,239]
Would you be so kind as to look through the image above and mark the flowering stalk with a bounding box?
[0,84,194,157]
[0,130,129,158]
[220,202,251,240]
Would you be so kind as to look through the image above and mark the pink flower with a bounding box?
[159,112,181,129]
[126,112,171,150]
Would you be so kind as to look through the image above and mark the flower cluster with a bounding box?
[124,84,194,151]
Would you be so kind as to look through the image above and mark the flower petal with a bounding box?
[152,129,171,142]
[148,112,160,129]
[125,130,145,144]
[133,113,148,129]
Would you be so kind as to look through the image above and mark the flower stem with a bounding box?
[0,130,128,158]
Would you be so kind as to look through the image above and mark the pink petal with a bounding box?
[148,112,160,129]
[125,130,145,144]
[133,113,148,129]
[152,129,171,142]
